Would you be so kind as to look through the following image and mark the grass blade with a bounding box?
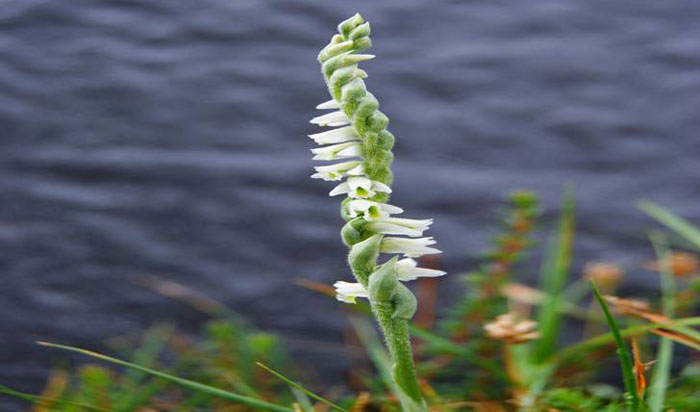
[0,384,106,411]
[553,317,700,364]
[531,188,575,363]
[256,362,347,412]
[37,341,293,412]
[590,281,641,412]
[290,388,314,412]
[639,201,700,250]
[113,324,173,412]
[647,232,674,412]
[348,316,405,406]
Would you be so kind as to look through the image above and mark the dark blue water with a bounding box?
[2,0,700,406]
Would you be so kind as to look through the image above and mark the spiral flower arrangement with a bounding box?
[310,13,444,411]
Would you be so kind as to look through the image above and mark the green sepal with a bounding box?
[377,130,395,150]
[340,196,355,221]
[368,258,417,320]
[368,110,389,133]
[352,37,372,52]
[349,22,370,40]
[340,78,366,115]
[392,283,417,320]
[322,52,351,80]
[318,41,354,63]
[368,257,399,302]
[353,93,379,135]
[340,217,368,247]
[370,192,390,204]
[338,13,364,39]
[365,149,393,183]
[330,65,358,102]
[348,234,383,286]
[370,168,393,187]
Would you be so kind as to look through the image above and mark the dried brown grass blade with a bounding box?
[632,338,646,397]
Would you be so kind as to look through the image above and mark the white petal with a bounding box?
[311,142,359,161]
[380,204,404,215]
[346,164,365,176]
[396,258,446,281]
[312,161,362,181]
[381,237,442,258]
[344,54,375,64]
[336,145,362,158]
[347,176,374,198]
[367,221,423,237]
[347,176,372,190]
[316,100,340,110]
[347,200,404,220]
[329,182,350,196]
[308,126,359,145]
[372,181,392,193]
[310,111,349,127]
[366,217,432,237]
[381,217,433,231]
[342,177,393,199]
[333,281,368,303]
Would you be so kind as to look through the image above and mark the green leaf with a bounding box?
[348,317,402,401]
[37,341,293,412]
[0,384,106,411]
[553,317,700,363]
[256,362,347,412]
[113,324,173,412]
[590,282,642,412]
[647,233,674,412]
[531,187,575,363]
[639,201,700,250]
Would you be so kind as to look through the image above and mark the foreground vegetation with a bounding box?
[3,13,700,412]
[2,191,700,411]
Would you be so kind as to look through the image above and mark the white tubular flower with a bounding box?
[311,142,362,161]
[367,217,433,237]
[396,258,446,281]
[347,199,403,220]
[316,100,340,110]
[380,236,442,258]
[311,161,364,181]
[329,176,392,198]
[310,111,350,127]
[333,281,368,303]
[308,126,360,145]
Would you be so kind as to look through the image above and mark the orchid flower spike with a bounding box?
[309,13,444,411]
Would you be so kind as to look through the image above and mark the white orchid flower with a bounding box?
[308,126,360,145]
[316,100,340,110]
[396,258,446,281]
[329,176,391,198]
[311,161,365,181]
[310,110,350,127]
[347,199,403,220]
[367,217,433,237]
[380,236,442,258]
[333,281,368,303]
[311,142,362,161]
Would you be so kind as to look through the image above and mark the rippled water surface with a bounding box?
[2,0,700,403]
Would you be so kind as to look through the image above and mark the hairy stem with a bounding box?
[373,302,423,404]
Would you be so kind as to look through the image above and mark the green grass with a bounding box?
[37,341,294,412]
[591,281,642,412]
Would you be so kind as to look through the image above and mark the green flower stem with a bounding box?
[373,302,424,404]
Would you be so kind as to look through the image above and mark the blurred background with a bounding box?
[1,0,699,403]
